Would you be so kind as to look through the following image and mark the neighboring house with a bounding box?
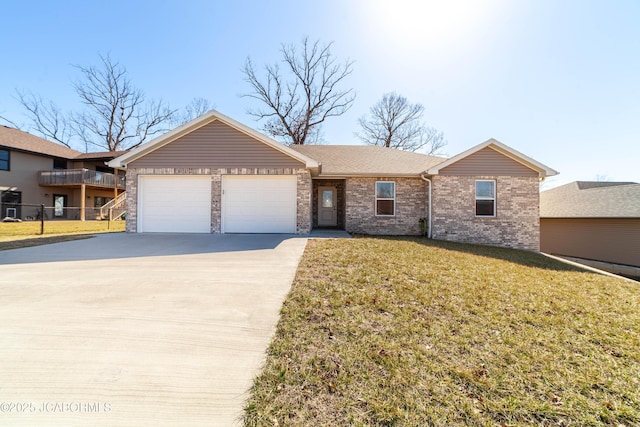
[540,181,640,268]
[109,110,557,251]
[0,125,126,220]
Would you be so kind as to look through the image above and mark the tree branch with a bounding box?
[242,37,355,145]
[356,92,447,154]
[70,53,176,151]
[15,90,72,147]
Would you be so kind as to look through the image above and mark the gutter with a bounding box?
[313,173,424,178]
[420,174,432,238]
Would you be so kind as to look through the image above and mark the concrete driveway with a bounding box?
[0,233,308,426]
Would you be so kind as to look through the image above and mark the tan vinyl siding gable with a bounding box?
[439,147,538,176]
[129,120,305,169]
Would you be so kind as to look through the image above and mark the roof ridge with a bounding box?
[576,181,639,190]
[291,144,448,159]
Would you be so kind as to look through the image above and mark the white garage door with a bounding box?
[138,175,211,233]
[222,175,297,233]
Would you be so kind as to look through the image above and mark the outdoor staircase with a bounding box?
[99,192,126,220]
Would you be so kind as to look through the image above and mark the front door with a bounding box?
[318,186,337,227]
[53,194,68,218]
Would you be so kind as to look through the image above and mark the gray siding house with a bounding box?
[109,110,557,251]
[541,181,640,267]
[0,126,126,220]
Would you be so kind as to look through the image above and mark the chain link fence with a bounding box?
[1,204,115,221]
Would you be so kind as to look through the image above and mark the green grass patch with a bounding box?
[244,237,640,426]
[0,220,125,249]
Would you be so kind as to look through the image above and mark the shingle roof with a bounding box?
[0,125,80,159]
[540,181,640,218]
[0,126,125,160]
[290,145,446,176]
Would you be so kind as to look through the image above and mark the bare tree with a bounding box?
[0,112,22,130]
[172,97,213,126]
[70,54,175,151]
[356,92,447,154]
[242,37,355,145]
[15,91,72,147]
[16,54,175,151]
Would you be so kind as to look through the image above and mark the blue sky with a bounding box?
[1,0,638,188]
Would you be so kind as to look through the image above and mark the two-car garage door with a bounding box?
[138,175,296,233]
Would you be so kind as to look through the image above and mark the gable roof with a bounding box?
[0,125,125,161]
[426,138,558,178]
[106,111,556,179]
[540,181,640,218]
[0,125,80,159]
[291,145,446,176]
[108,109,319,169]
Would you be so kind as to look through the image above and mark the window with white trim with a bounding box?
[375,181,395,216]
[475,180,496,217]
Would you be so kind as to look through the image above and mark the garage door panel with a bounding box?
[223,176,296,233]
[139,176,211,233]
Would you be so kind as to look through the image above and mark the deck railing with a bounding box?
[38,169,125,189]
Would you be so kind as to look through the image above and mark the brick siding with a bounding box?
[296,172,312,234]
[431,175,540,251]
[125,166,539,248]
[345,177,428,235]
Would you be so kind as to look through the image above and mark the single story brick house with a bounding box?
[108,110,557,250]
[541,181,640,267]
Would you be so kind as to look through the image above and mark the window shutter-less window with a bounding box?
[475,180,496,217]
[375,181,395,216]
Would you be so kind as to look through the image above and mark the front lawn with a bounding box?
[244,237,640,426]
[0,220,125,249]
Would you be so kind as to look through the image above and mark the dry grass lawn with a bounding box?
[0,220,125,249]
[244,237,639,426]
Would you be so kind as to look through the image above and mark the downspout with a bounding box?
[420,174,432,238]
